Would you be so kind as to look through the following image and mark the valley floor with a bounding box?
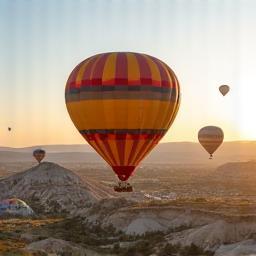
[1,161,256,255]
[0,216,213,256]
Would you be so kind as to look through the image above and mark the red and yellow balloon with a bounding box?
[65,52,180,181]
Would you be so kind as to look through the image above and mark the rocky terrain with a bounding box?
[0,162,116,214]
[1,161,256,255]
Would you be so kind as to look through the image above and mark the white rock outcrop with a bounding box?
[168,220,256,251]
[214,239,256,256]
[26,238,87,255]
[0,162,98,213]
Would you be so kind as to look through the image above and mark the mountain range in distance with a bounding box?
[1,141,256,164]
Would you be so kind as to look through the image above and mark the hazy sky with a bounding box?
[0,0,256,147]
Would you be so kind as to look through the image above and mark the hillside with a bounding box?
[1,159,256,255]
[215,160,256,177]
[0,162,116,214]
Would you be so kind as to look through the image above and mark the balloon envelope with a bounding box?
[198,126,224,157]
[0,198,34,216]
[219,85,230,96]
[33,149,45,163]
[65,52,180,181]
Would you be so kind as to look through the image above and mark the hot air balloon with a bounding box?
[65,52,180,192]
[198,126,224,159]
[0,198,34,217]
[8,127,11,131]
[33,149,45,164]
[219,85,230,96]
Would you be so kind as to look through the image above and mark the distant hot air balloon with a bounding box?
[8,127,11,131]
[219,85,230,96]
[198,126,224,159]
[65,52,180,191]
[33,149,45,164]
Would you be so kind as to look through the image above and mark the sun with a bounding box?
[237,83,256,140]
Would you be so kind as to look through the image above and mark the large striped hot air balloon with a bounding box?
[65,52,180,188]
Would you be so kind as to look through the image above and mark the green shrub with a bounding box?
[158,243,180,256]
[180,243,212,256]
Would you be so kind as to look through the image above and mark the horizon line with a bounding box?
[1,140,256,149]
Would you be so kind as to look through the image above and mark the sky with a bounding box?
[0,0,256,147]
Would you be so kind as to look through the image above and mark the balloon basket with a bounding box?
[114,182,133,192]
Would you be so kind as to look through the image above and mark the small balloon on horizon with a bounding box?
[33,149,46,164]
[198,126,224,159]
